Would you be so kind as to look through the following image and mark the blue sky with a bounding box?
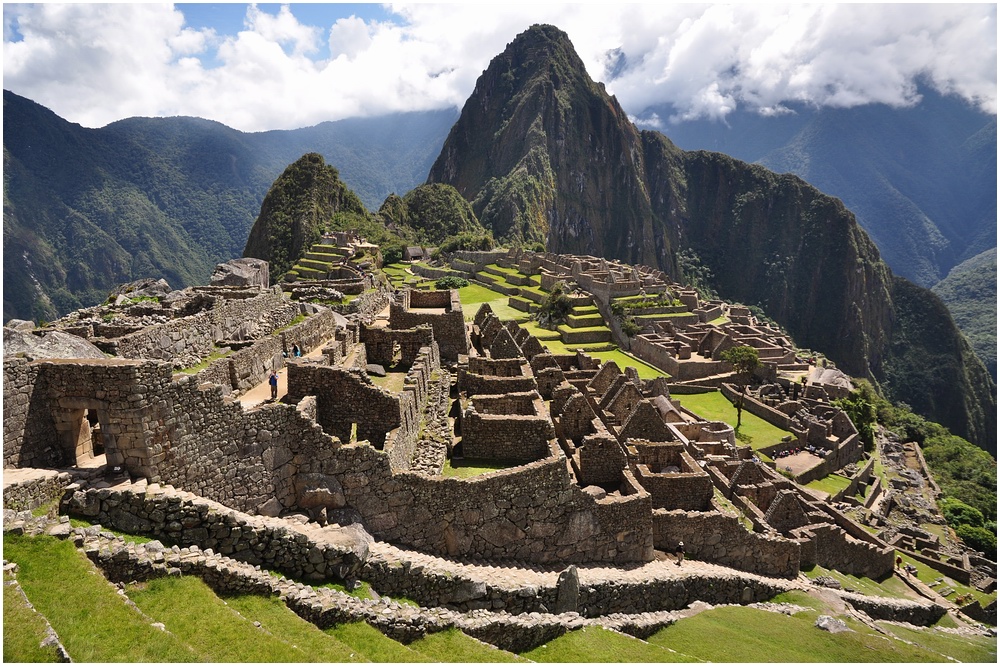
[3,3,996,132]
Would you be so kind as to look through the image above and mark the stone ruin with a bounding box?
[4,254,991,632]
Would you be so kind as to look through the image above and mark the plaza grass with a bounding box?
[674,391,790,449]
[459,285,528,322]
[520,625,690,662]
[3,533,196,662]
[804,473,853,497]
[647,602,977,662]
[3,573,63,663]
[408,628,528,662]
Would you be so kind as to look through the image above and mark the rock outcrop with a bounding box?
[426,24,996,449]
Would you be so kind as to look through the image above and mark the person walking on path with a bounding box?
[269,370,278,400]
[676,541,684,565]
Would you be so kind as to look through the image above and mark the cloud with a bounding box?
[600,4,998,123]
[2,3,995,132]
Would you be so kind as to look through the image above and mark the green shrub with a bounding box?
[939,497,985,528]
[955,524,997,554]
[436,276,469,290]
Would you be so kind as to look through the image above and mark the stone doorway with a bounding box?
[52,399,120,468]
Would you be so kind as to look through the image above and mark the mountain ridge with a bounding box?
[426,24,995,449]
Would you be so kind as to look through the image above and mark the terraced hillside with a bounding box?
[4,522,994,663]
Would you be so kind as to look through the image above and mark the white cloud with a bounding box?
[2,3,995,132]
[328,16,372,60]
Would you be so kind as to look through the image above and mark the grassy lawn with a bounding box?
[3,573,64,663]
[648,602,981,662]
[518,320,562,340]
[408,628,527,662]
[369,370,409,394]
[3,534,196,662]
[459,285,528,322]
[127,576,309,662]
[674,391,790,449]
[520,625,690,662]
[441,458,521,478]
[221,593,364,662]
[804,473,853,497]
[324,621,429,662]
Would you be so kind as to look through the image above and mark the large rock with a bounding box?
[211,258,270,288]
[3,328,107,360]
[553,565,579,613]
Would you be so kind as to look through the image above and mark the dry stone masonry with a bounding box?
[3,251,992,635]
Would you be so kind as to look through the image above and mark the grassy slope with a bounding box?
[520,625,691,662]
[3,574,63,663]
[324,621,431,662]
[220,593,366,662]
[408,628,529,662]
[3,533,197,662]
[648,599,995,663]
[126,576,313,662]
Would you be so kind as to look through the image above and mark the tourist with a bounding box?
[676,541,684,565]
[269,370,278,400]
[293,344,301,357]
[896,556,902,569]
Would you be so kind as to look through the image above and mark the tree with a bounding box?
[834,381,878,451]
[534,281,573,328]
[720,345,760,429]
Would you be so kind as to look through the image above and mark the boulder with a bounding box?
[3,328,106,360]
[211,258,270,288]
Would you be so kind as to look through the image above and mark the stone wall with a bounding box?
[361,324,434,368]
[63,483,371,581]
[792,523,894,579]
[458,372,538,396]
[337,286,391,319]
[461,393,556,462]
[652,508,801,578]
[3,359,59,468]
[93,289,291,368]
[2,469,73,512]
[287,363,405,449]
[390,290,468,361]
[630,335,729,382]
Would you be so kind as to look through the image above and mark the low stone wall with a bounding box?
[896,548,972,585]
[62,483,372,581]
[282,309,338,356]
[792,523,894,579]
[721,383,791,430]
[837,590,945,625]
[652,509,800,578]
[461,412,555,462]
[458,368,538,395]
[229,336,284,392]
[2,469,73,512]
